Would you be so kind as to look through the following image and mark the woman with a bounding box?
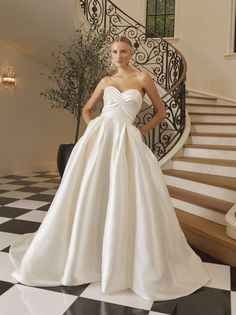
[9,36,209,301]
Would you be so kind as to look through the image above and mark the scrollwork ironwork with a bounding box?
[79,0,186,160]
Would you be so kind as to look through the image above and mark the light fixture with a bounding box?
[2,66,16,89]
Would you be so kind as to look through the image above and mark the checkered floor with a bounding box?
[0,170,235,315]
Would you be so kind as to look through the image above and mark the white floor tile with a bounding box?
[231,291,236,315]
[21,177,50,182]
[0,184,25,191]
[39,189,57,195]
[80,282,153,311]
[0,217,12,224]
[0,284,77,315]
[0,232,19,250]
[149,312,170,315]
[0,252,17,284]
[30,182,59,189]
[0,191,36,199]
[16,210,46,223]
[5,200,49,210]
[203,262,231,291]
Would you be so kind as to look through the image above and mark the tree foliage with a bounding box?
[41,23,111,143]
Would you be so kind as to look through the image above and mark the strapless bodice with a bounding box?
[101,86,143,124]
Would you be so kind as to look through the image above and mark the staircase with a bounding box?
[78,1,236,266]
[163,93,236,266]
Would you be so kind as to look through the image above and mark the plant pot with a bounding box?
[57,143,75,178]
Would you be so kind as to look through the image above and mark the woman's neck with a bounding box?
[115,65,135,78]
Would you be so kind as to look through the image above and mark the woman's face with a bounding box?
[111,42,133,67]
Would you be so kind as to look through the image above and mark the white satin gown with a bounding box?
[9,86,210,301]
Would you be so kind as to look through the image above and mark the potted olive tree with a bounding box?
[41,24,111,178]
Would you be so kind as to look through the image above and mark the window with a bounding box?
[146,0,175,38]
[234,8,236,52]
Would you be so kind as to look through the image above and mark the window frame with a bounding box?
[146,0,176,38]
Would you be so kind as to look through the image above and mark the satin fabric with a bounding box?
[9,86,210,301]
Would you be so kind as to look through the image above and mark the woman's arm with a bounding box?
[82,77,107,124]
[138,72,166,135]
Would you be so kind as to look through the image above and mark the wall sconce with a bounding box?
[1,66,16,89]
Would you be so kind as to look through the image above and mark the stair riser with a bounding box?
[183,148,236,160]
[172,160,236,177]
[191,125,236,133]
[188,136,236,146]
[179,226,236,267]
[190,115,236,123]
[186,99,217,105]
[164,175,236,203]
[187,106,236,114]
[171,198,225,225]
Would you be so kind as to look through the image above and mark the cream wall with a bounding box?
[0,41,76,175]
[113,0,236,101]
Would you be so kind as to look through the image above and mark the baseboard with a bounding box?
[0,162,57,176]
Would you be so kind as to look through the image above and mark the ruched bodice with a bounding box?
[101,86,143,124]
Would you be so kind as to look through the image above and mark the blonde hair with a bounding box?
[111,36,133,49]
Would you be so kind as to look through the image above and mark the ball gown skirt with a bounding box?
[9,86,210,301]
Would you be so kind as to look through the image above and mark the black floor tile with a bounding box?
[8,180,38,186]
[0,206,31,218]
[231,266,236,291]
[0,219,40,234]
[151,287,230,315]
[192,247,226,265]
[1,246,10,253]
[64,297,150,315]
[44,179,61,184]
[0,197,19,206]
[1,175,27,180]
[0,281,15,295]
[25,194,54,202]
[16,186,48,193]
[37,204,51,211]
[38,283,89,296]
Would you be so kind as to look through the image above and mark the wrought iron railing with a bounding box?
[79,0,187,160]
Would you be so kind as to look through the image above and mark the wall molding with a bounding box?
[187,88,236,105]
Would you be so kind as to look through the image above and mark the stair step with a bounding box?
[173,156,236,167]
[189,133,236,146]
[184,144,236,159]
[175,209,236,266]
[168,186,233,215]
[189,113,236,123]
[186,103,236,108]
[190,132,236,137]
[186,95,217,100]
[172,157,236,177]
[191,122,236,133]
[185,144,236,151]
[163,169,236,191]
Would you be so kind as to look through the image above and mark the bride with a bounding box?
[9,36,209,302]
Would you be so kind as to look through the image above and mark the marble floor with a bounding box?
[0,170,235,315]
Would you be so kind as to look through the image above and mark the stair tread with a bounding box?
[186,103,236,108]
[175,209,236,248]
[163,169,236,190]
[191,122,236,125]
[190,132,236,137]
[184,144,236,151]
[168,186,233,213]
[173,156,236,166]
[189,112,236,116]
[186,95,217,100]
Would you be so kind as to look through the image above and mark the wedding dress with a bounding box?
[9,86,209,301]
